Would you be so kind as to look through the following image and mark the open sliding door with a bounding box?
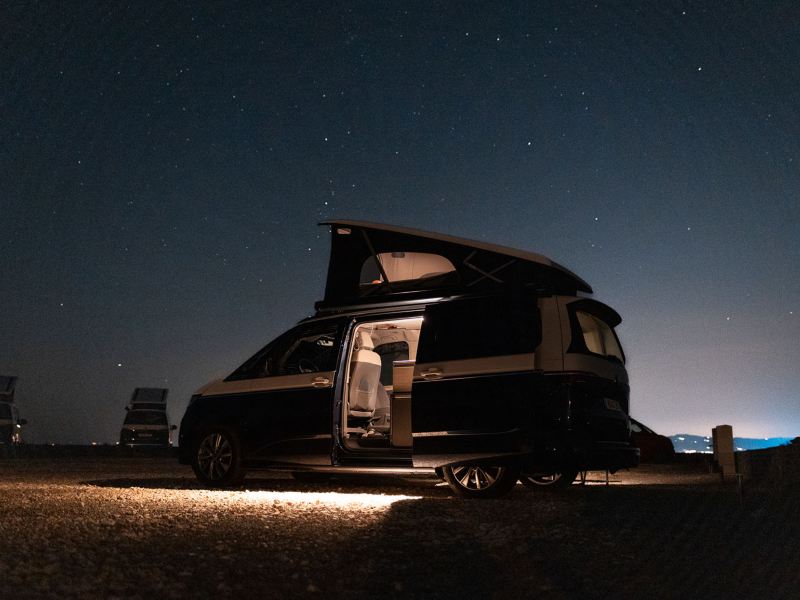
[411,294,542,467]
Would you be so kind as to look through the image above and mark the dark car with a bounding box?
[629,418,675,463]
[178,221,639,497]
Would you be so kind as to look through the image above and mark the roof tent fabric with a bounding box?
[318,220,592,308]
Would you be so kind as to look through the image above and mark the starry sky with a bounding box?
[2,2,798,443]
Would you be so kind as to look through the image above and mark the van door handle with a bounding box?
[419,368,443,380]
[311,376,332,388]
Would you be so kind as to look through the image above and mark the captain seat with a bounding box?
[348,331,382,418]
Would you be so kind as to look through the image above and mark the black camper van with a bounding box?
[178,221,638,497]
[0,376,26,450]
[120,387,175,447]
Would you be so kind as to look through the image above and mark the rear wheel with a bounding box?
[442,464,520,498]
[519,470,578,490]
[192,428,245,487]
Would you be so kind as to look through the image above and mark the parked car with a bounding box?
[119,387,176,447]
[629,417,675,463]
[179,220,639,497]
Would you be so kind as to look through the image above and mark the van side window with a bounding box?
[280,328,339,374]
[417,296,541,363]
[227,323,340,380]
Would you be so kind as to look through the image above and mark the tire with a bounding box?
[442,464,520,498]
[519,470,578,490]
[192,427,246,487]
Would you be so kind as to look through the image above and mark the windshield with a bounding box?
[575,311,625,363]
[123,410,167,425]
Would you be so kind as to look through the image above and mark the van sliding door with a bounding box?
[411,294,541,468]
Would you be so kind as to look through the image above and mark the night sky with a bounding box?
[2,2,798,443]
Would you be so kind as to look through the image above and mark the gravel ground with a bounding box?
[0,458,797,599]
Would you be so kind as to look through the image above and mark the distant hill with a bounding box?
[670,434,795,454]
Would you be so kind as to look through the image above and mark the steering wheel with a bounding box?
[297,358,318,374]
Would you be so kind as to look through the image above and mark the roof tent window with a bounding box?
[360,252,456,286]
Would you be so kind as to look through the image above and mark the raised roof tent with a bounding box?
[317,220,592,309]
[0,375,17,401]
[130,387,169,405]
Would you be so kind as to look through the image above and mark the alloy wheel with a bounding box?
[449,465,505,491]
[196,432,233,481]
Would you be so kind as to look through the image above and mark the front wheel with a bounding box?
[192,428,246,487]
[442,464,520,498]
[519,470,578,490]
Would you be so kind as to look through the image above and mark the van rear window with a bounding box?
[124,410,167,426]
[573,311,624,363]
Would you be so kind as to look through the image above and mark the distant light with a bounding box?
[117,363,122,367]
[678,436,685,441]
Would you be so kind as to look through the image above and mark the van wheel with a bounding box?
[519,470,577,489]
[442,464,520,498]
[192,428,245,487]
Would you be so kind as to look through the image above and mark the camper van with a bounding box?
[178,221,638,497]
[119,387,176,447]
[0,376,26,450]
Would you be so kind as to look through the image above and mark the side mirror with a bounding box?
[125,406,130,411]
[19,418,28,426]
[170,425,177,431]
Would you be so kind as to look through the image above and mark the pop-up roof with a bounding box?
[0,375,17,401]
[317,220,592,309]
[129,387,168,409]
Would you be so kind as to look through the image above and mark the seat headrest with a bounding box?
[357,330,374,350]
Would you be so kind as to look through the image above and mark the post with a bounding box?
[711,425,736,480]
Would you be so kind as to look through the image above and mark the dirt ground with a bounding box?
[0,457,797,599]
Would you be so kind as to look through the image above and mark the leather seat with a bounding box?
[348,331,382,418]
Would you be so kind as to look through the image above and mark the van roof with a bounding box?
[317,220,592,308]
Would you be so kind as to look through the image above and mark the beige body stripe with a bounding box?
[202,371,336,397]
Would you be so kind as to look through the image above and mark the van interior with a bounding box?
[343,317,423,450]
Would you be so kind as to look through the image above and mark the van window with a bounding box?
[360,252,456,285]
[0,404,11,420]
[124,410,167,425]
[227,323,341,380]
[574,311,624,363]
[417,295,541,363]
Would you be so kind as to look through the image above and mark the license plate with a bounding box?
[604,398,622,411]
[137,432,153,438]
